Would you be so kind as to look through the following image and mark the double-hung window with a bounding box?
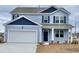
[55,30,64,38]
[55,16,59,23]
[60,30,64,37]
[55,30,59,37]
[42,16,49,23]
[60,16,64,23]
[53,16,66,24]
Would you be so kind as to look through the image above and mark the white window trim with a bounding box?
[60,16,65,24]
[54,16,66,24]
[55,16,59,24]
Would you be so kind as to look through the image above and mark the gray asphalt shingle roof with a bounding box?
[42,24,74,29]
[10,7,46,14]
[10,6,70,15]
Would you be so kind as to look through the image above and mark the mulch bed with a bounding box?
[36,44,79,53]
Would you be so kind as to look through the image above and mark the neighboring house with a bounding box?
[72,33,79,39]
[4,6,74,44]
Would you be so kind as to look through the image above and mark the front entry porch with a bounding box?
[42,29,71,44]
[40,23,73,44]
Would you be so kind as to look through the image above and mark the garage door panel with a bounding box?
[8,30,37,43]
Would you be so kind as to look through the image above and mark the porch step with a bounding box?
[43,42,49,45]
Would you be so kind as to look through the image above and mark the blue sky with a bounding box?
[0,5,79,33]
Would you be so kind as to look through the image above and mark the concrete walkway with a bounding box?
[0,43,37,53]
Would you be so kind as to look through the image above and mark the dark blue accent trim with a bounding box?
[64,16,66,23]
[40,7,57,13]
[42,16,43,23]
[12,15,15,19]
[53,16,55,23]
[48,16,50,23]
[8,17,37,25]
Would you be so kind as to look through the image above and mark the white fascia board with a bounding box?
[8,25,39,27]
[4,15,42,27]
[59,8,71,14]
[11,13,50,15]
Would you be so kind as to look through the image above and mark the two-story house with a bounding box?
[4,6,73,44]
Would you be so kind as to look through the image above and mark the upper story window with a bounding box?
[55,16,59,23]
[12,15,15,19]
[42,16,50,23]
[53,16,66,24]
[12,14,19,20]
[60,16,64,23]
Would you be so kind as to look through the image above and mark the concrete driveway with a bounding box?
[0,43,37,53]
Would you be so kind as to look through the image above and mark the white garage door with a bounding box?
[8,30,37,43]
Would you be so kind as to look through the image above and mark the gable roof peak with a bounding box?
[58,8,70,14]
[4,15,42,26]
[40,6,58,13]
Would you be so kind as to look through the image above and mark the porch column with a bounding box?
[68,30,70,43]
[4,26,7,43]
[52,28,54,41]
[70,28,73,42]
[39,27,42,43]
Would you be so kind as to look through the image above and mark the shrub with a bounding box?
[69,41,71,44]
[39,42,43,45]
[57,41,59,44]
[71,40,78,44]
[65,40,68,44]
[49,41,53,45]
[51,41,53,43]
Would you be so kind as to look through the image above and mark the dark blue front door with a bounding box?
[43,31,48,41]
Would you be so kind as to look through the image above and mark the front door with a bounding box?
[43,30,48,41]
